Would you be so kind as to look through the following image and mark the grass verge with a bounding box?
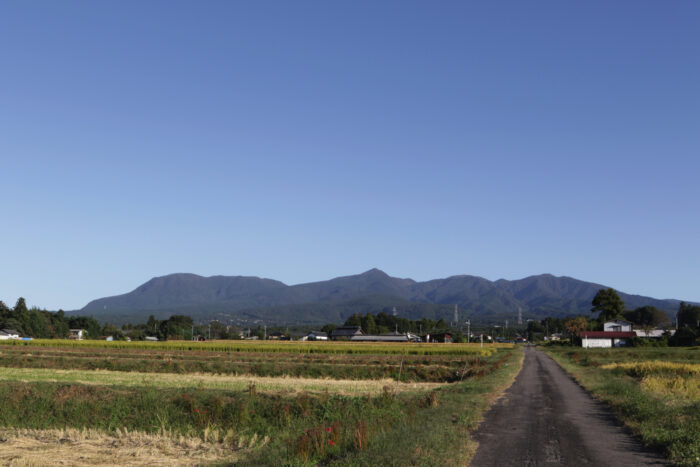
[543,346,700,466]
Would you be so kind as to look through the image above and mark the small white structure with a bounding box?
[0,329,21,340]
[68,329,86,340]
[301,331,328,341]
[634,329,675,338]
[603,320,632,332]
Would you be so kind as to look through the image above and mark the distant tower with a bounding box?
[392,306,398,317]
[518,307,523,325]
[453,305,459,326]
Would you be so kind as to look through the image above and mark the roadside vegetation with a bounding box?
[544,346,700,466]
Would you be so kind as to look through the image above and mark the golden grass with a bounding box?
[0,426,266,466]
[640,375,700,402]
[601,361,700,404]
[601,361,700,377]
[0,366,442,395]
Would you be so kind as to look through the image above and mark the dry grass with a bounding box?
[0,366,442,395]
[601,361,700,377]
[0,426,267,466]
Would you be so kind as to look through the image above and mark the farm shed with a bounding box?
[301,331,328,341]
[0,329,21,340]
[350,334,414,343]
[330,326,364,341]
[580,331,636,348]
[426,332,453,343]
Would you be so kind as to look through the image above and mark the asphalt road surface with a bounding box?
[471,345,667,466]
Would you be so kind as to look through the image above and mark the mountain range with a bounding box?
[78,269,686,325]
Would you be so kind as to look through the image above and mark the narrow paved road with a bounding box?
[471,345,667,466]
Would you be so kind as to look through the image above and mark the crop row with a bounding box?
[0,348,496,382]
[0,345,476,366]
[0,339,508,355]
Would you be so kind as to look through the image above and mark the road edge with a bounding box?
[465,345,526,466]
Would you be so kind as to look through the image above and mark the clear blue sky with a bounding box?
[1,1,698,311]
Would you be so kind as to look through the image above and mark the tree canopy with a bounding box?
[591,288,625,321]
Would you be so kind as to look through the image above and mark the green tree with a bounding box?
[678,302,700,329]
[361,314,378,334]
[591,288,625,322]
[624,306,670,329]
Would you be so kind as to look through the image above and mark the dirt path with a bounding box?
[471,345,667,466]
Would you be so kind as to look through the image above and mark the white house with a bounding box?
[581,320,638,348]
[0,329,21,340]
[603,320,632,332]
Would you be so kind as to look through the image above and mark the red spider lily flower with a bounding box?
[325,427,332,433]
[250,410,255,414]
[329,440,335,446]
[194,409,199,413]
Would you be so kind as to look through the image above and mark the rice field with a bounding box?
[0,366,442,395]
[0,338,509,355]
[0,339,522,465]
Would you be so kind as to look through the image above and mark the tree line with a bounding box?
[0,298,242,341]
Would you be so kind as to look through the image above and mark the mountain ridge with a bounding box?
[79,269,688,325]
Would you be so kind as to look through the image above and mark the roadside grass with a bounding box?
[298,348,524,467]
[0,366,442,395]
[544,347,700,466]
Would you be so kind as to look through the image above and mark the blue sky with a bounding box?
[1,1,698,310]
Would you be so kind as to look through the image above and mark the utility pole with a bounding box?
[465,320,471,343]
[263,324,267,340]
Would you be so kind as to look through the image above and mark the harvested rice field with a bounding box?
[0,340,522,465]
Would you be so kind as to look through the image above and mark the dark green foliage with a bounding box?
[591,288,626,321]
[624,306,671,328]
[0,298,91,339]
[678,302,700,329]
[343,312,448,335]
